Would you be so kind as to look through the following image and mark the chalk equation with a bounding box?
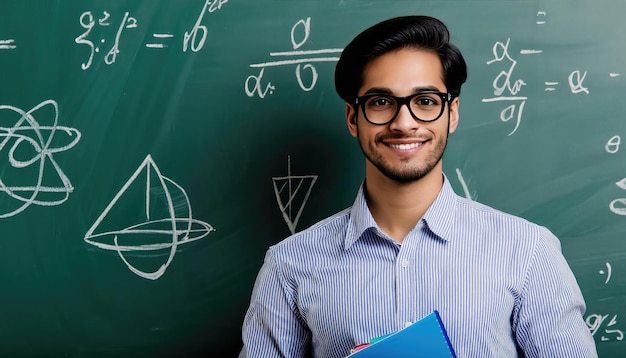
[75,0,228,70]
[84,155,214,280]
[272,156,317,234]
[482,12,590,136]
[586,313,624,342]
[0,99,81,218]
[246,17,342,98]
[481,36,528,136]
[75,10,138,70]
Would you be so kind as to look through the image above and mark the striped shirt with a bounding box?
[240,177,598,357]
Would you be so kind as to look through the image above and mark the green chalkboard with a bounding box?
[0,1,624,357]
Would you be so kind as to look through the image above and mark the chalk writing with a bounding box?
[246,17,342,97]
[586,314,624,342]
[519,49,543,55]
[0,39,16,50]
[482,38,528,136]
[536,11,547,25]
[569,70,589,94]
[272,156,317,234]
[606,135,621,154]
[0,100,81,218]
[182,0,229,52]
[544,81,558,92]
[75,1,228,68]
[482,11,590,136]
[609,177,626,215]
[84,155,214,280]
[599,262,612,284]
[146,33,174,49]
[245,68,275,98]
[483,37,590,135]
[75,11,138,70]
[540,70,589,93]
[455,168,475,201]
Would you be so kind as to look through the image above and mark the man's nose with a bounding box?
[389,103,419,132]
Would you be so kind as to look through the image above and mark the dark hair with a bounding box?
[334,15,467,103]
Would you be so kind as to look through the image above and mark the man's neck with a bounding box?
[364,167,444,243]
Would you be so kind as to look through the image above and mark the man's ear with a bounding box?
[345,103,358,137]
[448,97,460,134]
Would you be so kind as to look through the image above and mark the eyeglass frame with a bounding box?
[353,90,455,125]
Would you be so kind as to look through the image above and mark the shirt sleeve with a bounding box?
[513,227,598,357]
[240,247,311,358]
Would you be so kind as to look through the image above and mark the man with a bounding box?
[240,15,597,357]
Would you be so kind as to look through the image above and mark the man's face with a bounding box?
[345,48,459,183]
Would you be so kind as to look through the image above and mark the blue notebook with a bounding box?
[347,311,456,358]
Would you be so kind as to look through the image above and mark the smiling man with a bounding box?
[240,16,597,357]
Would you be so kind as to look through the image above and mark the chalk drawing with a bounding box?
[0,99,81,218]
[84,155,214,280]
[272,156,317,234]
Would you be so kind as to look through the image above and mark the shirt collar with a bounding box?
[344,183,378,250]
[421,175,458,242]
[344,175,458,249]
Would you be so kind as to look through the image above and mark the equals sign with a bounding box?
[0,39,16,50]
[536,11,547,25]
[544,81,558,91]
[146,33,174,49]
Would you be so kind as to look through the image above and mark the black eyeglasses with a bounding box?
[354,91,454,125]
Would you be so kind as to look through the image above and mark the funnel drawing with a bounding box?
[272,155,317,234]
[84,155,214,280]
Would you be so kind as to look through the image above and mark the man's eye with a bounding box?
[368,97,394,107]
[414,96,440,106]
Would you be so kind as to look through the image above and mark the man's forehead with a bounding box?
[359,49,446,92]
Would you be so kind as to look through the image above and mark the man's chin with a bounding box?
[380,167,429,183]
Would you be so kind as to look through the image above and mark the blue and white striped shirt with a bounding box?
[240,177,597,357]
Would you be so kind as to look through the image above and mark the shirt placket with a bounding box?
[394,222,421,330]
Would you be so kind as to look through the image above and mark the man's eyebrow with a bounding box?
[362,85,445,96]
[363,87,393,95]
[413,85,443,92]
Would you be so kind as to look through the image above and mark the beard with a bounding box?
[357,127,449,184]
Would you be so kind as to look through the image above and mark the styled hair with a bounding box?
[334,15,468,103]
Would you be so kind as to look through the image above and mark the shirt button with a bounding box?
[401,260,409,268]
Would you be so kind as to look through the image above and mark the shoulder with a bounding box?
[452,196,571,294]
[456,195,555,239]
[430,178,556,248]
[451,195,562,265]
